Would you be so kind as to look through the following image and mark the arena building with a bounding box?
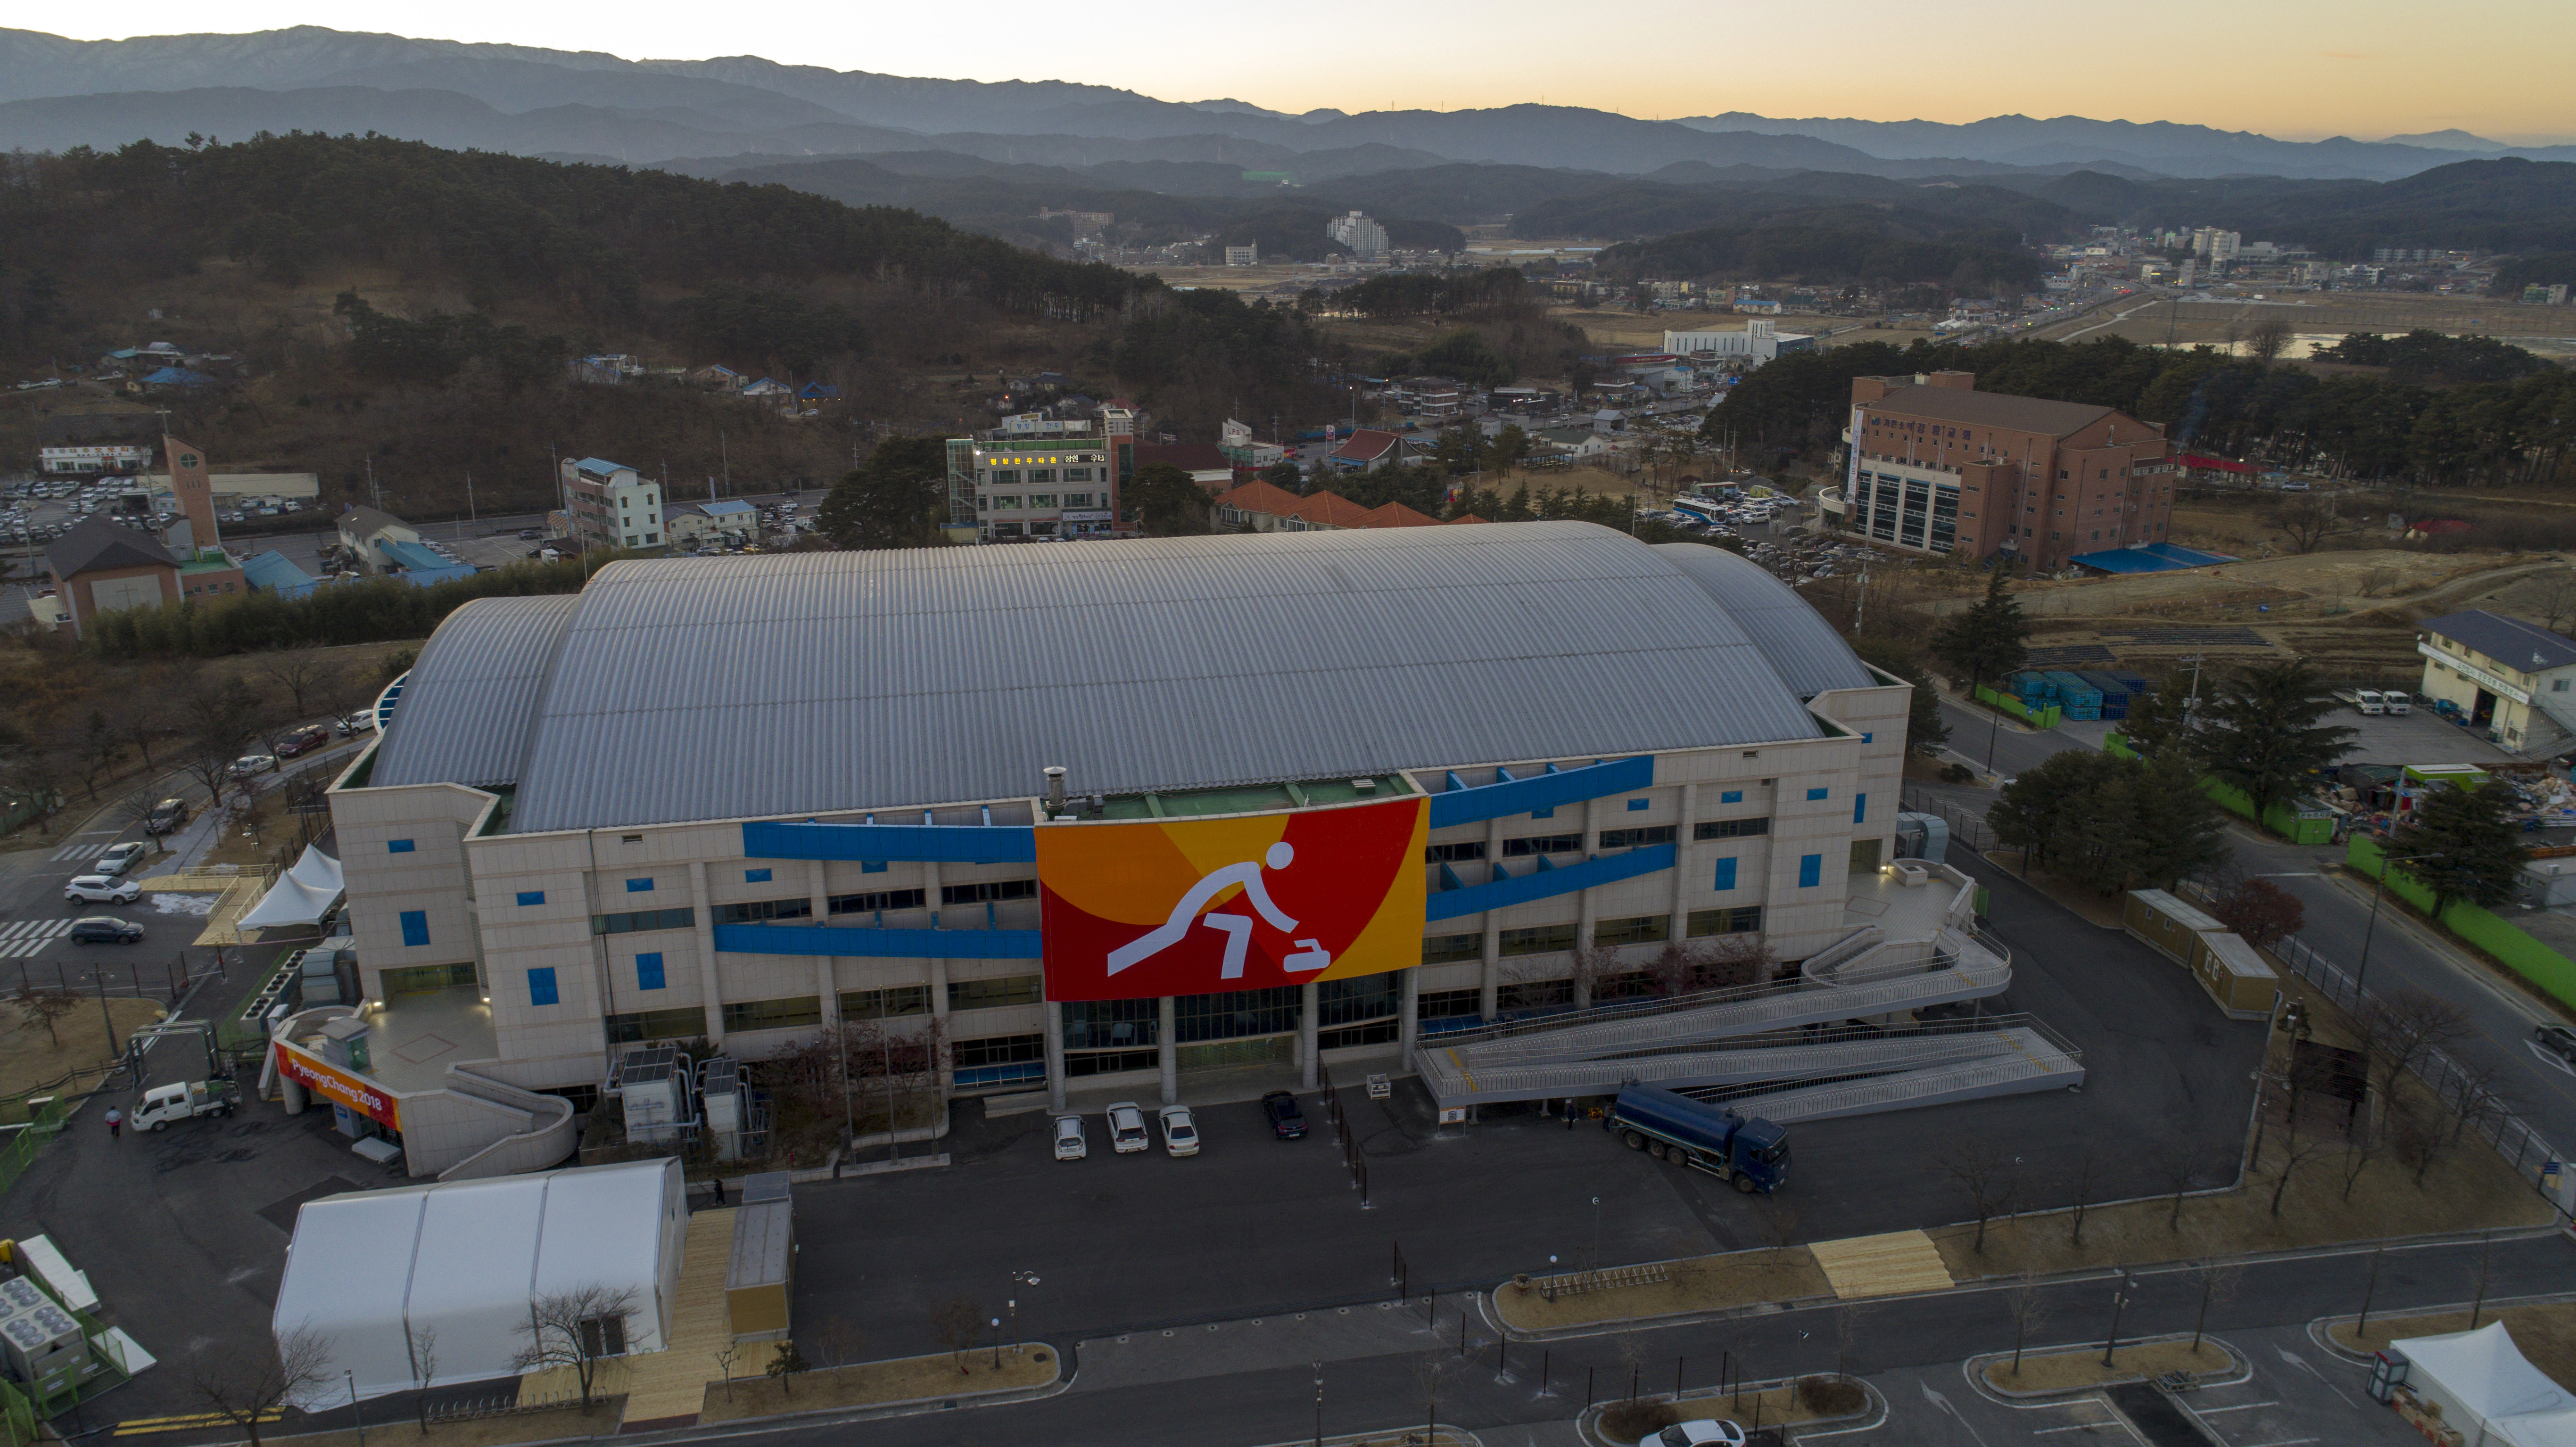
[321,521,1911,1144]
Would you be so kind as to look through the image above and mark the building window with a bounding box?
[1799,854,1823,888]
[381,963,476,995]
[722,996,822,1033]
[1806,787,1829,801]
[1594,914,1670,947]
[515,891,545,906]
[1418,987,1482,1020]
[1502,834,1581,857]
[1720,790,1744,804]
[1499,922,1578,956]
[713,897,814,925]
[942,880,1037,906]
[1175,986,1301,1041]
[528,968,559,1007]
[399,910,429,947]
[626,878,655,893]
[745,868,772,883]
[1854,793,1868,825]
[593,907,695,935]
[1598,825,1676,849]
[1687,906,1764,936]
[831,888,929,914]
[1318,974,1401,1027]
[953,1033,1046,1069]
[1067,1048,1160,1077]
[1712,858,1739,891]
[605,1006,708,1044]
[839,985,930,1020]
[1626,798,1650,812]
[388,839,416,854]
[948,975,1043,1011]
[634,953,665,991]
[1695,817,1770,840]
[1065,997,1159,1049]
[1498,978,1573,1011]
[1424,841,1486,863]
[1421,933,1482,964]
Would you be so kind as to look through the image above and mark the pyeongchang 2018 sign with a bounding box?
[273,1042,402,1130]
[1036,796,1429,1002]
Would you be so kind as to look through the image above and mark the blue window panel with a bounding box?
[1626,798,1650,812]
[1425,756,1655,830]
[1713,858,1738,892]
[744,868,773,884]
[715,922,1043,960]
[1854,793,1868,824]
[527,968,559,1007]
[626,878,654,893]
[1422,843,1676,923]
[515,890,545,907]
[1720,790,1744,804]
[1798,854,1823,888]
[742,820,1037,864]
[398,910,429,947]
[635,953,666,991]
[387,839,415,854]
[861,860,888,874]
[1862,732,1874,744]
[1806,787,1830,801]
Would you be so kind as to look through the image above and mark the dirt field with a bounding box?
[2039,290,2576,359]
[696,1345,1055,1423]
[1983,1339,2230,1392]
[1124,263,1329,294]
[1493,1247,1830,1332]
[0,995,165,1103]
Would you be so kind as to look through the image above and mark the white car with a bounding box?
[1052,1114,1087,1160]
[1158,1104,1199,1157]
[96,841,148,876]
[64,874,141,905]
[1105,1100,1150,1153]
[230,754,278,778]
[1656,1422,1747,1447]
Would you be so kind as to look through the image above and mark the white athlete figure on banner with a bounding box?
[1106,841,1334,980]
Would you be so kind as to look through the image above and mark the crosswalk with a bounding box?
[50,842,112,862]
[0,920,74,958]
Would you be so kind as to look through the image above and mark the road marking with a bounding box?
[2229,1439,2317,1447]
[0,920,74,957]
[2191,1400,2279,1413]
[2030,1422,2113,1434]
[50,843,109,861]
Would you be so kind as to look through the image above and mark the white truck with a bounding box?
[131,1079,239,1132]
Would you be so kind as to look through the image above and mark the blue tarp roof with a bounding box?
[140,367,213,387]
[702,500,756,518]
[2068,542,2238,574]
[572,457,634,476]
[393,562,477,588]
[380,539,457,573]
[241,550,319,598]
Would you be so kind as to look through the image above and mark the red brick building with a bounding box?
[1842,371,2176,569]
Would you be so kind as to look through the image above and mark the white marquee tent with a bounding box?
[237,844,346,933]
[271,1159,686,1400]
[2393,1321,2576,1447]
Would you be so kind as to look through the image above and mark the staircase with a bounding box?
[435,1063,579,1181]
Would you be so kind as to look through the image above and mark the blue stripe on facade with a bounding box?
[1427,756,1654,830]
[742,821,1039,864]
[714,921,1043,959]
[1424,842,1676,921]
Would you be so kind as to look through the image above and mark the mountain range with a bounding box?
[5,26,2574,182]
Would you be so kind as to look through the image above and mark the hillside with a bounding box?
[1593,206,2044,292]
[2018,160,2576,257]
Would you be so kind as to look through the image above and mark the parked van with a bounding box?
[2382,691,2412,715]
[2354,690,2386,715]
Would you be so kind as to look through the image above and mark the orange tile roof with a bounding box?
[1351,501,1445,528]
[1446,513,1489,525]
[1211,479,1308,515]
[1282,492,1374,527]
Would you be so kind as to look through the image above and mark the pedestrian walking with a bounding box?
[105,1108,122,1139]
[711,1176,726,1205]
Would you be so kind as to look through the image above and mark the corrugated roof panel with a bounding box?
[1651,543,1876,698]
[371,593,582,789]
[378,523,1854,833]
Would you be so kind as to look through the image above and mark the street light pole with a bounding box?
[1313,1362,1324,1447]
[2355,850,2435,1003]
[2101,1270,2133,1367]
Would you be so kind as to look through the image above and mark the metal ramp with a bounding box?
[1421,1019,2054,1107]
[1688,1033,2086,1123]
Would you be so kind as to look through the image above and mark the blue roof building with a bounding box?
[241,549,320,598]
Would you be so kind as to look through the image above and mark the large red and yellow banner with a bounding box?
[273,1042,402,1130]
[1037,796,1430,1001]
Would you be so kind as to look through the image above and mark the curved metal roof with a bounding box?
[1651,542,1875,698]
[379,522,1866,833]
[371,593,582,791]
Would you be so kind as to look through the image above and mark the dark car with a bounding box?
[519,528,542,540]
[2537,1024,2576,1068]
[69,917,143,945]
[276,724,330,758]
[1260,1090,1307,1140]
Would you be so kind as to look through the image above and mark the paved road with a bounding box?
[1919,693,2576,1157]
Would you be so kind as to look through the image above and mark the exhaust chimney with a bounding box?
[1042,765,1068,816]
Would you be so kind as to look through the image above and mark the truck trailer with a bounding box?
[1604,1083,1788,1193]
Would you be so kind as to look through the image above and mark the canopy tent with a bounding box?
[272,1159,685,1400]
[237,845,345,932]
[2393,1322,2576,1447]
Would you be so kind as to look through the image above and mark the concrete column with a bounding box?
[923,861,951,1031]
[1398,966,1420,1074]
[1043,1000,1066,1111]
[690,859,725,1048]
[1669,781,1699,946]
[1577,794,1602,949]
[280,1075,307,1114]
[1157,995,1177,1104]
[1479,814,1506,1020]
[1298,980,1320,1091]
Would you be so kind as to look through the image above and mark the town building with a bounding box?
[2415,610,2576,755]
[43,519,187,638]
[325,523,1911,1127]
[1662,321,1815,368]
[338,506,426,574]
[1841,371,2176,569]
[558,458,665,551]
[665,499,759,548]
[1223,244,1260,267]
[1325,428,1409,472]
[1327,210,1390,259]
[37,444,151,477]
[1209,481,1449,533]
[959,433,1119,541]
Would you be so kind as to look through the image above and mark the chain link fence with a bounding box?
[1899,784,1997,853]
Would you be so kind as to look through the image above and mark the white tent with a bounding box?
[272,1159,686,1400]
[2393,1322,2576,1447]
[237,845,346,932]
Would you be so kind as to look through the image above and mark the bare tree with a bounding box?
[12,984,82,1048]
[175,668,271,812]
[406,1325,439,1432]
[114,693,173,772]
[2358,989,2473,1134]
[2244,317,2296,364]
[928,1297,982,1375]
[2533,570,2576,636]
[2065,1149,2100,1248]
[509,1284,639,1410]
[2153,1140,2200,1231]
[259,647,347,720]
[1564,941,1627,1011]
[802,1317,865,1369]
[2265,495,2346,555]
[116,791,167,857]
[191,1321,335,1447]
[74,709,124,800]
[1757,1198,1803,1251]
[2185,1261,2240,1353]
[1935,1135,2019,1253]
[2269,1122,2335,1217]
[2003,1269,2050,1375]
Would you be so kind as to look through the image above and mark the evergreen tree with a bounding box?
[1126,463,1214,537]
[2121,748,2232,889]
[1931,566,2030,699]
[1851,638,1951,756]
[2120,671,2201,762]
[816,436,952,551]
[2196,661,2355,832]
[2396,781,2529,918]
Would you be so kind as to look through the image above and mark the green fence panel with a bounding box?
[2105,734,2332,843]
[2349,836,2576,1011]
[1974,686,2062,729]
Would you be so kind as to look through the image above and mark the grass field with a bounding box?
[697,1345,1055,1422]
[1983,1339,2230,1392]
[2037,290,2576,358]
